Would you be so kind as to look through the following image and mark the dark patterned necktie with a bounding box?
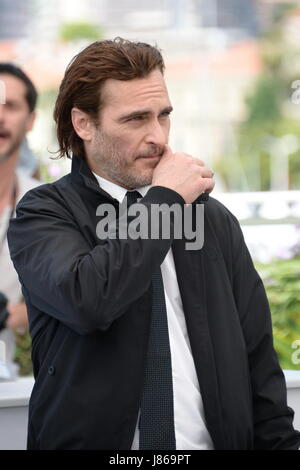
[125,190,176,450]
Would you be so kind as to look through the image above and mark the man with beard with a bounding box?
[0,63,39,376]
[8,39,300,449]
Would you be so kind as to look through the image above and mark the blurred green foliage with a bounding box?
[14,329,32,376]
[245,75,282,125]
[59,21,102,42]
[256,255,300,370]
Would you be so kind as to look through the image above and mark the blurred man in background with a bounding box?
[0,63,40,377]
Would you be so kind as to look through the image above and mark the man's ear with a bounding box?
[71,107,94,141]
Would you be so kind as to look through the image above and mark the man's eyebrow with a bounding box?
[118,106,173,122]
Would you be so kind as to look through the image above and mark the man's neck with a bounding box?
[0,154,18,215]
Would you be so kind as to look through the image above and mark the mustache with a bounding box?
[136,146,164,159]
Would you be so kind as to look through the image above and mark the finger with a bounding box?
[197,166,214,178]
[202,178,215,193]
[194,158,205,167]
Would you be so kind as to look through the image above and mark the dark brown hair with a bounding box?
[0,63,37,112]
[54,37,165,159]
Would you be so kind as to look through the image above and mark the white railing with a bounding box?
[213,190,300,225]
[213,190,300,263]
[0,373,299,450]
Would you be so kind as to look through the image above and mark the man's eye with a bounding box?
[129,115,144,121]
[160,112,171,118]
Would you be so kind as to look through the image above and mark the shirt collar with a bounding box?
[92,172,151,204]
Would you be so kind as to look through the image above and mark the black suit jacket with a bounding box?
[8,156,300,450]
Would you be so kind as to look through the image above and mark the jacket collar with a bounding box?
[70,155,118,204]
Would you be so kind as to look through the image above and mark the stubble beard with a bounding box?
[92,130,157,189]
[0,134,23,163]
[0,152,10,163]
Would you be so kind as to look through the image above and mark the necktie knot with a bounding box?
[125,190,142,207]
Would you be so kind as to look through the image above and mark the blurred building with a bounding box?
[0,0,263,40]
[0,0,267,191]
[197,0,259,36]
[0,0,31,39]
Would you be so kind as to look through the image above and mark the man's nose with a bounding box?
[145,119,168,147]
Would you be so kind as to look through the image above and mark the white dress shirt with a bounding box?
[93,172,214,450]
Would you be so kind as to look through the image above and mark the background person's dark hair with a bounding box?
[54,37,165,159]
[0,63,37,112]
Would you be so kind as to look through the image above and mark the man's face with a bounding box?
[88,68,172,189]
[0,73,35,163]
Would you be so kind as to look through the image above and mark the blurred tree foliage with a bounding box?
[216,3,300,191]
[14,329,32,376]
[59,21,103,42]
[256,254,300,370]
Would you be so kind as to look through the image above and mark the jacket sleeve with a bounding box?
[8,184,184,335]
[228,213,300,450]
